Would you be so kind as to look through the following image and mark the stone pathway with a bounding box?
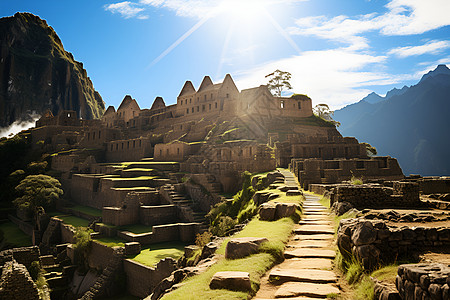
[254,170,340,299]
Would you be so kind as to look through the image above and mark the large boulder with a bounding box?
[331,201,353,216]
[225,237,268,259]
[259,203,277,221]
[276,203,300,219]
[201,242,218,260]
[209,271,252,291]
[351,221,377,246]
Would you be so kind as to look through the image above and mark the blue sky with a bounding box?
[1,0,449,110]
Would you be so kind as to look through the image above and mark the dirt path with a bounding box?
[254,170,341,299]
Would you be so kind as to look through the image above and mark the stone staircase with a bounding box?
[40,254,73,299]
[254,172,341,299]
[161,185,209,232]
[79,248,124,300]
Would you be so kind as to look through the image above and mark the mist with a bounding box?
[0,113,40,138]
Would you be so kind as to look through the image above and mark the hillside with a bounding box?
[0,12,105,128]
[334,65,450,176]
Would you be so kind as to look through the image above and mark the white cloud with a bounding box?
[388,40,450,58]
[104,0,308,19]
[105,1,147,19]
[233,49,399,109]
[0,114,40,138]
[289,0,450,49]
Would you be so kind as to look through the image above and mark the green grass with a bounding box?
[162,217,296,300]
[113,187,154,191]
[118,224,153,234]
[70,205,102,217]
[267,188,304,205]
[129,241,186,267]
[371,264,398,284]
[333,210,358,233]
[108,176,156,181]
[54,215,90,228]
[0,221,32,247]
[121,168,155,173]
[319,196,331,209]
[354,275,375,300]
[94,236,126,247]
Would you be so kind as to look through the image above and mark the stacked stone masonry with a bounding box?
[396,263,450,300]
[337,218,450,269]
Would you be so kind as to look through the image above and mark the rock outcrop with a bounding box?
[0,12,105,127]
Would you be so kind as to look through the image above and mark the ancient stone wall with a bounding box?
[106,137,152,162]
[0,261,39,300]
[337,218,450,269]
[8,214,33,236]
[396,263,450,300]
[88,241,116,270]
[291,156,404,189]
[329,182,420,208]
[123,258,176,298]
[117,223,197,245]
[420,177,450,194]
[139,205,178,226]
[185,183,220,212]
[0,246,40,268]
[154,142,191,162]
[61,223,75,244]
[70,174,101,208]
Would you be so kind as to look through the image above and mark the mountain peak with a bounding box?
[420,64,450,83]
[361,92,383,104]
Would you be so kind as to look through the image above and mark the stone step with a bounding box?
[292,234,334,241]
[287,240,332,249]
[298,220,332,226]
[255,297,324,300]
[277,258,333,270]
[302,211,329,216]
[275,282,340,298]
[294,225,334,235]
[284,249,336,259]
[269,268,338,284]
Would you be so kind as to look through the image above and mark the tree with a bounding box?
[13,174,63,217]
[265,69,292,97]
[313,104,341,127]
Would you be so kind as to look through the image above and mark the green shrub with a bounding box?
[210,216,236,237]
[237,199,258,223]
[27,161,48,175]
[195,231,212,248]
[28,261,42,281]
[73,227,92,271]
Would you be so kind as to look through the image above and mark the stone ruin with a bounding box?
[0,73,415,298]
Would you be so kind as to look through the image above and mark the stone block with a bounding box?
[209,271,251,292]
[259,203,276,221]
[125,242,141,256]
[225,237,268,259]
[351,221,377,246]
[285,189,302,196]
[275,203,300,219]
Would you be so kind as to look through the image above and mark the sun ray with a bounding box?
[262,7,302,55]
[215,20,235,80]
[147,15,211,68]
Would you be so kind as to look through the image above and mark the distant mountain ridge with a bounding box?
[334,64,450,176]
[0,12,105,128]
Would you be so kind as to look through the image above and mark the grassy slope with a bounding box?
[0,221,32,247]
[129,242,186,267]
[162,217,295,300]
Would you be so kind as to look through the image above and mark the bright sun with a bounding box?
[216,0,269,21]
